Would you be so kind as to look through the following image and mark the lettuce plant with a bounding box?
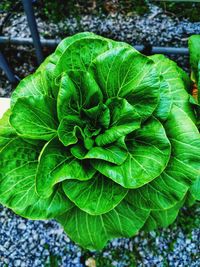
[189,35,200,125]
[0,32,200,250]
[187,35,200,203]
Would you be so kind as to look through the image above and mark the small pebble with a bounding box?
[18,223,26,230]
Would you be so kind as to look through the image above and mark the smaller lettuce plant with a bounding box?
[189,35,200,128]
[0,32,200,250]
[187,35,200,203]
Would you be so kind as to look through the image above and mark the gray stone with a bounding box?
[18,222,26,230]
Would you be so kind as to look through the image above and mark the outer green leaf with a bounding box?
[43,33,104,99]
[198,62,200,104]
[36,138,96,198]
[143,199,184,232]
[103,201,149,239]
[126,105,200,210]
[0,109,15,135]
[10,96,58,141]
[0,138,72,219]
[150,54,195,121]
[54,32,119,78]
[56,200,149,250]
[57,206,108,250]
[184,191,196,207]
[36,51,62,98]
[93,47,160,120]
[36,53,63,99]
[0,109,16,149]
[93,117,171,188]
[36,138,71,198]
[53,32,134,71]
[188,35,200,83]
[153,77,172,120]
[190,176,200,200]
[166,106,200,201]
[13,186,73,220]
[62,174,128,215]
[126,158,193,210]
[53,32,102,68]
[177,64,192,93]
[166,105,200,171]
[11,70,54,107]
[36,53,55,72]
[190,96,200,130]
[54,34,109,81]
[149,54,173,121]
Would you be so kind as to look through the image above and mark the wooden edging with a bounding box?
[0,98,10,119]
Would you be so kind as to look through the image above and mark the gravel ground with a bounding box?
[0,204,199,267]
[2,4,200,46]
[0,3,200,267]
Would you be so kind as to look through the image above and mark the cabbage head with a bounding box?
[0,32,200,250]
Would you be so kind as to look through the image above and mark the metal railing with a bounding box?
[0,35,190,55]
[0,0,43,84]
[0,0,190,86]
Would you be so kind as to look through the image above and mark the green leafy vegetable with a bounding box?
[187,35,200,201]
[0,32,199,250]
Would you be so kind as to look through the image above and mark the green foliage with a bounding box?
[188,35,200,202]
[0,32,200,250]
[44,254,61,267]
[188,35,200,130]
[0,0,13,12]
[1,0,199,23]
[38,0,76,22]
[37,0,149,22]
[177,203,200,235]
[156,1,200,22]
[0,0,23,14]
[0,0,149,23]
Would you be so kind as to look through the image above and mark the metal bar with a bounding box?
[21,0,44,64]
[149,46,188,55]
[133,45,189,55]
[0,36,189,55]
[0,36,60,47]
[0,52,18,83]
